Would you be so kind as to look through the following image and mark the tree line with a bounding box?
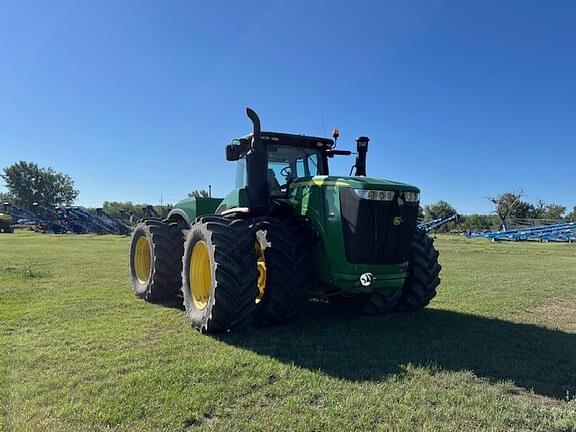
[424,192,575,232]
[2,161,573,230]
[0,161,207,220]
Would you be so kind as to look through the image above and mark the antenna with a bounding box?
[320,110,327,136]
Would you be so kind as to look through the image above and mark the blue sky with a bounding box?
[1,0,574,214]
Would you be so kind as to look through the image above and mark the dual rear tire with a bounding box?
[180,216,312,332]
[129,215,312,333]
[181,216,259,333]
[129,218,183,302]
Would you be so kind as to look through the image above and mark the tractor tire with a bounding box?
[253,217,313,325]
[129,218,184,302]
[181,216,259,333]
[396,228,441,311]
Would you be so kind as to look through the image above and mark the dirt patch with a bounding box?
[531,299,576,333]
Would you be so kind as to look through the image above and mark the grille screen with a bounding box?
[339,188,418,265]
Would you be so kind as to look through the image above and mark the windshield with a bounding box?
[267,145,322,195]
[235,145,324,195]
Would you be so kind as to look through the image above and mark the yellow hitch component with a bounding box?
[134,235,152,284]
[190,240,212,310]
[255,242,267,303]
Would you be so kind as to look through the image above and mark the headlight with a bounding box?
[353,189,395,201]
[404,191,420,203]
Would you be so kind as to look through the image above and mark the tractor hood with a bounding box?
[290,175,420,193]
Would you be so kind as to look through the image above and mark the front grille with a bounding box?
[339,188,418,265]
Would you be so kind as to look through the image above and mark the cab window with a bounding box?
[267,145,322,196]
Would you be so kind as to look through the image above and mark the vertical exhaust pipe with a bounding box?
[245,108,270,215]
[354,136,369,176]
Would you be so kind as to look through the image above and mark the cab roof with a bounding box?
[240,131,334,149]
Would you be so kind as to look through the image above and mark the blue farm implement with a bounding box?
[64,206,130,235]
[2,202,65,233]
[96,208,132,235]
[418,213,460,233]
[466,222,576,243]
[1,202,131,235]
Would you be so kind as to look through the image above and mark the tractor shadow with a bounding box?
[220,302,576,400]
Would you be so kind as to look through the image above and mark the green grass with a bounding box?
[1,231,575,431]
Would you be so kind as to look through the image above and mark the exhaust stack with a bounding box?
[245,108,270,215]
[354,136,369,176]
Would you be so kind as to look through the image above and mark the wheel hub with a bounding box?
[190,240,212,310]
[134,235,152,284]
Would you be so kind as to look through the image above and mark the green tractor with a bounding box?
[0,212,14,233]
[129,108,441,333]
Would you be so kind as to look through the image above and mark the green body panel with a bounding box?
[215,188,250,214]
[175,175,418,295]
[174,197,223,222]
[290,175,420,193]
[289,176,417,294]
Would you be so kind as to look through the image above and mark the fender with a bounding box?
[167,208,191,226]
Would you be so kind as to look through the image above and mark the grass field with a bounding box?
[1,232,575,431]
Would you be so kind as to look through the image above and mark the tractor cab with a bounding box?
[230,132,331,197]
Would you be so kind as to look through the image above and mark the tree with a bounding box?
[188,189,210,198]
[509,200,535,220]
[423,200,457,232]
[567,206,576,222]
[531,199,547,219]
[460,214,499,231]
[542,204,566,220]
[0,191,15,203]
[1,161,79,208]
[423,200,456,221]
[102,201,172,220]
[488,191,524,230]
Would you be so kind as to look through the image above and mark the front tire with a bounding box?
[396,228,441,311]
[129,219,184,302]
[181,216,259,333]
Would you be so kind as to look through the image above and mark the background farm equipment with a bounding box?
[2,202,60,232]
[64,206,130,235]
[466,221,576,243]
[142,205,162,219]
[418,213,460,233]
[3,202,38,225]
[0,212,13,233]
[31,203,67,233]
[96,208,132,235]
[1,202,131,235]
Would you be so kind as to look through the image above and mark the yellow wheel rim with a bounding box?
[255,242,267,303]
[190,241,212,310]
[134,235,152,284]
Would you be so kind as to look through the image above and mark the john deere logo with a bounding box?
[393,216,402,226]
[360,272,374,287]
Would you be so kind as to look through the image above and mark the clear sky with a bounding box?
[1,0,574,214]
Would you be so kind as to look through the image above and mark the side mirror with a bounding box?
[225,138,250,161]
[326,149,352,158]
[226,144,243,161]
